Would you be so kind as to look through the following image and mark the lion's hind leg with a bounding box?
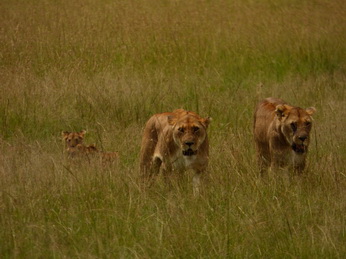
[141,156,162,188]
[140,117,159,181]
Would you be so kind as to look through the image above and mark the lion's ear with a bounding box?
[79,130,86,137]
[306,107,316,116]
[201,117,212,128]
[62,131,70,139]
[275,105,287,118]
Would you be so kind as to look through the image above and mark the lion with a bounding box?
[254,97,316,174]
[62,131,118,165]
[140,109,211,195]
[62,130,86,157]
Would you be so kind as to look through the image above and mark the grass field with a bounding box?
[1,0,345,257]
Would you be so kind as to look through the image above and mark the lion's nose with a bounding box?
[299,136,307,142]
[185,141,194,147]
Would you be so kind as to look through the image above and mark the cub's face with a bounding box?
[276,106,316,153]
[170,116,210,157]
[62,130,86,148]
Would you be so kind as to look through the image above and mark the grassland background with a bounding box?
[0,0,345,258]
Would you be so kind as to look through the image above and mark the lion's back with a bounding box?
[254,98,287,140]
[140,112,173,170]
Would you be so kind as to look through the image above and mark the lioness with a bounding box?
[140,109,211,194]
[62,130,86,157]
[254,98,316,174]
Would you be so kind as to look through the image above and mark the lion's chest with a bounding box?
[171,152,197,171]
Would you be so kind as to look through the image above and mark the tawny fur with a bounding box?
[76,144,119,165]
[62,130,118,164]
[140,109,211,194]
[62,130,86,157]
[254,97,316,174]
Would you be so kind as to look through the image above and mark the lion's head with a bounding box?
[275,105,316,153]
[62,130,86,148]
[168,110,211,157]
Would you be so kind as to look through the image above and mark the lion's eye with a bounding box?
[305,121,311,127]
[193,126,200,133]
[178,127,184,133]
[291,122,297,131]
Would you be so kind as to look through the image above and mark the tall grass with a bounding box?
[0,0,345,257]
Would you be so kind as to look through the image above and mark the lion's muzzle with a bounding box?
[182,149,197,156]
[292,134,309,153]
[292,143,306,153]
[182,141,198,156]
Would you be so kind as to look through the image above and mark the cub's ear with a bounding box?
[275,105,287,118]
[167,115,177,126]
[79,130,86,137]
[306,107,316,116]
[62,131,70,139]
[201,117,212,128]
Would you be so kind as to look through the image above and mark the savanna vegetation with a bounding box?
[0,0,345,257]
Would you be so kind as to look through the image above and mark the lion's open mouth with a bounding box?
[182,149,197,156]
[292,143,306,154]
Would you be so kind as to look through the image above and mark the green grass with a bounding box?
[0,0,345,258]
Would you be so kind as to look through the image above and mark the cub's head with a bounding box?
[168,111,211,157]
[62,130,86,148]
[275,105,316,153]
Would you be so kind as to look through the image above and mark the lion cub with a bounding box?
[254,98,316,174]
[62,130,87,157]
[62,130,118,164]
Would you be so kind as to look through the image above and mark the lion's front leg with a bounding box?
[257,153,270,176]
[141,156,162,187]
[293,153,306,174]
[193,172,201,196]
[193,169,208,197]
[269,149,293,185]
[270,149,290,174]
